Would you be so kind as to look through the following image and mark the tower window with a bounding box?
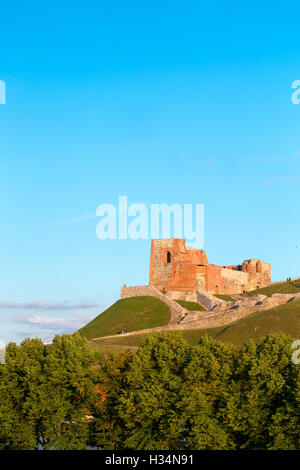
[167,251,171,263]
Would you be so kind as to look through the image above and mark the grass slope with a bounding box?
[175,299,206,311]
[247,279,300,297]
[91,298,300,351]
[214,294,235,302]
[78,296,170,340]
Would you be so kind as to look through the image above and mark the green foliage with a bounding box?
[94,333,237,449]
[0,338,47,449]
[219,333,300,449]
[116,333,193,450]
[78,296,171,339]
[0,331,299,450]
[175,299,206,311]
[93,332,299,450]
[90,349,134,450]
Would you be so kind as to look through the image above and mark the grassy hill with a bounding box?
[175,299,206,311]
[78,296,170,340]
[247,279,300,297]
[90,298,300,351]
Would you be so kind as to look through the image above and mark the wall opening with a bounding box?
[167,251,171,263]
[256,261,262,273]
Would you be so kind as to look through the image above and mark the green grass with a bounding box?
[175,299,206,311]
[214,294,235,302]
[78,296,170,340]
[212,298,300,348]
[0,349,5,364]
[247,279,300,297]
[90,298,300,351]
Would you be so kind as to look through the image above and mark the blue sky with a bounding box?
[1,0,300,343]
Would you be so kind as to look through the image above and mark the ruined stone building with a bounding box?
[149,239,271,296]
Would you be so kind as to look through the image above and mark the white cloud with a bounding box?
[15,309,100,332]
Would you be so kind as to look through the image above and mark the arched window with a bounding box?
[167,251,171,263]
[256,261,262,273]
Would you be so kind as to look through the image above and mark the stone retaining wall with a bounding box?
[196,290,225,310]
[165,290,198,302]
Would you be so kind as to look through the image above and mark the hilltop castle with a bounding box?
[149,239,271,297]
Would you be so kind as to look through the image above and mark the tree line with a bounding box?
[0,331,299,450]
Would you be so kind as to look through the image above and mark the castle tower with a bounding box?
[149,239,208,292]
[149,238,271,295]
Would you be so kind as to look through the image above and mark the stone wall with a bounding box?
[149,238,271,295]
[121,284,187,323]
[149,239,208,292]
[165,290,198,302]
[220,268,249,294]
[196,290,225,310]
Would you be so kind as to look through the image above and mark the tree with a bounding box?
[0,338,47,449]
[114,333,236,449]
[91,349,134,449]
[219,333,300,449]
[0,333,99,450]
[41,332,97,449]
[0,331,299,450]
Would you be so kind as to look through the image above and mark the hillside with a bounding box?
[90,298,300,351]
[247,278,300,297]
[78,296,170,340]
[214,294,235,301]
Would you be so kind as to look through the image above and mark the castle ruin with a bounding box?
[149,239,271,298]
